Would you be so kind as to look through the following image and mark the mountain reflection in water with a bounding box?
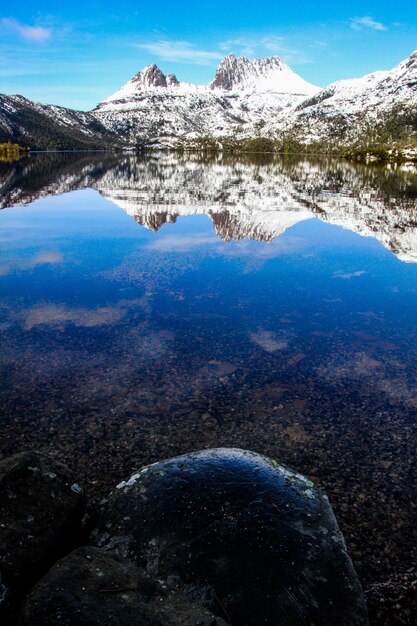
[1,151,417,261]
[0,152,417,588]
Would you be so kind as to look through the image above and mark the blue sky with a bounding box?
[1,1,416,110]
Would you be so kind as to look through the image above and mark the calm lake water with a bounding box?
[1,152,416,585]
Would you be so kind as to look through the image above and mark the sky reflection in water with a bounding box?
[0,153,417,584]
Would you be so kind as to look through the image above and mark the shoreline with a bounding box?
[7,142,417,166]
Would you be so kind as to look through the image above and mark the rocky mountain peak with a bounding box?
[209,53,317,94]
[210,54,287,90]
[133,64,167,88]
[101,64,183,104]
[210,54,250,90]
[166,73,180,87]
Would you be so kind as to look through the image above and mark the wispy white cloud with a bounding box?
[350,16,388,32]
[219,34,312,64]
[333,270,366,279]
[21,304,124,330]
[0,45,129,78]
[261,35,290,52]
[260,35,312,64]
[136,33,305,69]
[0,17,52,42]
[219,37,258,57]
[147,234,219,251]
[0,251,63,276]
[18,298,145,331]
[310,40,328,49]
[135,40,223,65]
[250,329,289,353]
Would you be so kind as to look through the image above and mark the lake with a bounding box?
[0,152,416,586]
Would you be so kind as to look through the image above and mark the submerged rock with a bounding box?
[365,571,417,626]
[93,447,368,625]
[0,571,11,620]
[20,546,228,626]
[0,450,85,586]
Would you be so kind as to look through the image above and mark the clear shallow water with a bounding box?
[1,153,417,584]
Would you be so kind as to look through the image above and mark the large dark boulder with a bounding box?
[92,448,368,625]
[20,546,228,625]
[0,450,85,587]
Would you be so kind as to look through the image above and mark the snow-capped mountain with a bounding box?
[0,50,416,149]
[102,54,318,101]
[281,51,417,144]
[102,64,199,103]
[2,153,416,262]
[92,50,417,146]
[93,54,319,143]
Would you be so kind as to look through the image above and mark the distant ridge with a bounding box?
[0,50,416,151]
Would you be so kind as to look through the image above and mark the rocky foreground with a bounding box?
[0,447,372,625]
[0,448,415,624]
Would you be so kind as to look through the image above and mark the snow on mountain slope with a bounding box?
[280,50,417,143]
[103,64,201,102]
[316,50,417,114]
[93,50,417,146]
[1,49,416,149]
[93,54,320,142]
[0,94,120,149]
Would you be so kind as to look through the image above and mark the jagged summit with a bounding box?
[103,64,188,102]
[100,53,319,105]
[210,53,285,90]
[209,53,318,94]
[166,73,180,87]
[135,64,169,88]
[128,64,181,90]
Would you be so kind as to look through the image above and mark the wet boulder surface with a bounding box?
[92,447,368,625]
[0,450,85,589]
[20,545,228,626]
